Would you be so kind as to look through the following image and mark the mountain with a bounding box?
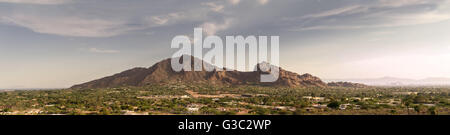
[71,56,326,89]
[325,77,450,86]
[420,77,450,85]
[327,82,368,88]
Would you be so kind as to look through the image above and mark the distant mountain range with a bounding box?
[72,56,338,89]
[325,77,450,86]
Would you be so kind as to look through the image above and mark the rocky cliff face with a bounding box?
[71,56,327,89]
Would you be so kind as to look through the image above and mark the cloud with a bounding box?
[302,5,366,19]
[0,0,70,5]
[289,0,445,21]
[257,0,269,5]
[377,0,432,7]
[145,12,186,26]
[88,48,119,53]
[306,11,450,31]
[150,16,169,25]
[1,14,131,37]
[0,11,189,37]
[228,0,240,5]
[200,18,233,36]
[0,1,234,38]
[289,0,450,31]
[202,2,225,12]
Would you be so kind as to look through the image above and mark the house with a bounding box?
[387,99,401,106]
[351,97,372,101]
[312,103,327,109]
[423,104,436,107]
[180,95,190,99]
[302,96,313,100]
[217,107,228,111]
[123,110,148,115]
[351,97,361,101]
[274,106,287,110]
[186,104,204,113]
[187,107,199,112]
[339,104,352,110]
[339,104,359,110]
[256,94,269,97]
[303,96,326,102]
[312,97,325,102]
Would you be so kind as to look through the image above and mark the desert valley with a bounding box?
[1,56,449,115]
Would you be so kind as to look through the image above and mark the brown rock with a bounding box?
[71,56,326,89]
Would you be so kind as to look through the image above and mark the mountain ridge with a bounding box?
[71,56,328,89]
[325,76,450,86]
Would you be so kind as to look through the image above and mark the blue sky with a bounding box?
[1,0,450,88]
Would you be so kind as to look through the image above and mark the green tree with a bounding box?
[100,108,111,115]
[414,105,425,114]
[428,107,437,115]
[253,107,270,115]
[413,95,427,104]
[327,101,341,109]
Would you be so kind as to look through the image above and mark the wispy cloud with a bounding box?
[200,18,233,36]
[0,0,70,5]
[0,11,189,37]
[289,0,450,31]
[88,48,120,53]
[296,11,450,31]
[0,0,241,38]
[202,2,225,13]
[149,16,169,25]
[257,0,269,5]
[1,14,130,37]
[377,0,432,7]
[1,0,448,38]
[146,12,186,26]
[228,0,240,5]
[228,0,267,5]
[302,5,366,19]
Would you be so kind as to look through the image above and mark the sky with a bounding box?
[0,0,450,89]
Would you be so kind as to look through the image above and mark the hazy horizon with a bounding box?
[1,0,450,88]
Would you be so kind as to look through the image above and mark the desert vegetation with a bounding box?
[0,84,449,115]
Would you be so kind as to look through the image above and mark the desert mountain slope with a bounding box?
[71,56,327,89]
